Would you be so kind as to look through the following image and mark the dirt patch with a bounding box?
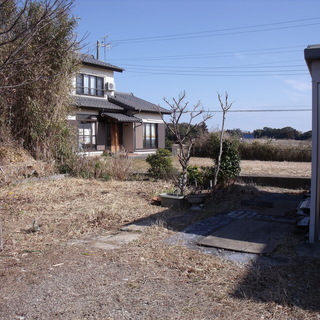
[0,178,319,319]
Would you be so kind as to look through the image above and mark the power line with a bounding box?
[110,17,320,44]
[211,109,311,112]
[123,65,306,74]
[121,70,308,77]
[186,109,312,113]
[110,45,304,62]
[117,57,307,78]
[119,63,305,70]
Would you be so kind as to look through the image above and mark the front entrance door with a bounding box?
[105,122,111,150]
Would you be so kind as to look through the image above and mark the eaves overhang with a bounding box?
[304,44,320,74]
[101,112,142,122]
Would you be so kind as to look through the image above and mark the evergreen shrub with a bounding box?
[146,148,173,180]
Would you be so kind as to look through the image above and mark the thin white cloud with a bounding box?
[284,79,311,92]
[282,89,306,99]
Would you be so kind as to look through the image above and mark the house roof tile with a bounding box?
[102,112,142,122]
[75,96,124,111]
[109,92,171,114]
[79,53,124,72]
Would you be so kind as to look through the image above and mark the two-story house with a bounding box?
[69,53,171,155]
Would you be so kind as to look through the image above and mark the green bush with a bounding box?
[213,140,241,185]
[186,165,215,189]
[146,148,173,180]
[187,165,203,186]
[200,166,216,188]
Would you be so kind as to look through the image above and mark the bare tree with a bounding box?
[0,0,81,161]
[162,91,212,194]
[0,0,80,250]
[0,0,78,90]
[213,92,234,186]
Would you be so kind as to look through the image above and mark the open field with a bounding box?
[132,157,312,178]
[239,160,311,177]
[0,175,319,319]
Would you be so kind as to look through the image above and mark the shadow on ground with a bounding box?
[129,183,320,312]
[231,255,320,311]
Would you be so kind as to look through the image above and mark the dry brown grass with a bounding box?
[0,177,319,319]
[0,146,56,185]
[0,178,174,253]
[0,146,34,164]
[133,156,311,178]
[240,160,311,177]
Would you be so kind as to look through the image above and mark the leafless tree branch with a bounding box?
[161,91,212,194]
[0,0,78,90]
[213,92,234,186]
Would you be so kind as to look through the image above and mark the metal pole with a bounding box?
[96,41,100,60]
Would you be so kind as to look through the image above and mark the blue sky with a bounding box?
[72,0,320,133]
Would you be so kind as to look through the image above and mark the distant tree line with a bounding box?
[167,125,312,145]
[165,122,209,146]
[252,127,312,140]
[226,127,312,140]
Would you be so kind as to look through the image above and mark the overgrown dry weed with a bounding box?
[0,146,56,185]
[0,178,174,254]
[1,177,319,319]
[240,160,311,177]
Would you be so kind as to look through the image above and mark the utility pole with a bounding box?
[96,40,100,60]
[96,36,112,60]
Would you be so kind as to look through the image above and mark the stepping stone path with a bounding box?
[227,210,297,224]
[68,220,152,250]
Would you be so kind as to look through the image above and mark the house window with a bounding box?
[143,123,158,149]
[78,122,96,151]
[76,74,104,97]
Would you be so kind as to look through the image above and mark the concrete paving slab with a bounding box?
[120,219,153,232]
[166,210,298,265]
[198,218,294,254]
[68,231,142,251]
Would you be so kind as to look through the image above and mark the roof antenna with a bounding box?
[96,35,112,60]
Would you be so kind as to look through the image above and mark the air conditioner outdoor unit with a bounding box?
[106,82,115,91]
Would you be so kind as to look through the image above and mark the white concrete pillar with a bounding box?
[305,46,320,243]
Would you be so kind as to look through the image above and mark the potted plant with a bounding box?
[159,192,186,209]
